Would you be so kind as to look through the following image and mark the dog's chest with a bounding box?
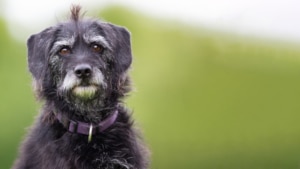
[55,137,132,169]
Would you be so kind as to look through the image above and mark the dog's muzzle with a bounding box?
[59,64,106,100]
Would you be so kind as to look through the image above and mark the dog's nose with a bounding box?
[74,64,92,78]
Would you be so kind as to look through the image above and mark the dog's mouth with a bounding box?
[72,83,99,100]
[59,68,106,100]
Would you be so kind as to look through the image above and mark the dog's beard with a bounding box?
[72,86,98,99]
[57,68,108,111]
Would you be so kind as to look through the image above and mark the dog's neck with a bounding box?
[48,99,119,123]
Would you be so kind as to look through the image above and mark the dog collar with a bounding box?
[56,110,118,142]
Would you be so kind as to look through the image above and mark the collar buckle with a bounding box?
[88,124,93,143]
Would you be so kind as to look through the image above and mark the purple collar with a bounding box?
[56,110,118,142]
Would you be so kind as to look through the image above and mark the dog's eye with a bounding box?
[59,47,71,56]
[91,44,103,53]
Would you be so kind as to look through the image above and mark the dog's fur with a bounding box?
[13,6,149,169]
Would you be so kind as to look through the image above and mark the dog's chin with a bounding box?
[72,85,99,100]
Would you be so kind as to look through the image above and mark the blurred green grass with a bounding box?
[0,19,37,168]
[2,6,300,169]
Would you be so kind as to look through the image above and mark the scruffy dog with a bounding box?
[13,6,149,169]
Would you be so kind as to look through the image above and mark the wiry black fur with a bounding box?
[13,5,149,169]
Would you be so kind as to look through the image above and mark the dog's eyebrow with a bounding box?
[51,36,76,53]
[83,34,112,50]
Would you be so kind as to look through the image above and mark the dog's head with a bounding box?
[27,6,132,111]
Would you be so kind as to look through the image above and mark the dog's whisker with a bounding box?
[91,68,107,88]
[50,36,76,54]
[83,34,112,50]
[60,71,80,91]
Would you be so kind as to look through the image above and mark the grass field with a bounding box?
[1,6,300,169]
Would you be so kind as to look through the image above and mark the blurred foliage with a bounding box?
[1,6,300,169]
[0,18,37,168]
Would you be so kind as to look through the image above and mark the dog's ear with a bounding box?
[111,25,132,73]
[27,27,55,80]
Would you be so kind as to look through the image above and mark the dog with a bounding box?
[12,5,149,169]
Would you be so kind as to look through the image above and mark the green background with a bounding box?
[1,6,300,169]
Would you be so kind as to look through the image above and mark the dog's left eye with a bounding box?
[91,44,103,53]
[59,47,71,56]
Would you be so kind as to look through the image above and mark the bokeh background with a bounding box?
[1,1,300,169]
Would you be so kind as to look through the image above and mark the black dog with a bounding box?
[13,6,149,169]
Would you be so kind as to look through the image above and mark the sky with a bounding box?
[2,0,300,42]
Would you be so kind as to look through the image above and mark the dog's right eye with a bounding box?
[91,44,104,53]
[58,47,71,56]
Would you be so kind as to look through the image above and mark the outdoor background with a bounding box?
[1,1,300,169]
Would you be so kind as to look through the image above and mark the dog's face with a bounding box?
[27,18,132,111]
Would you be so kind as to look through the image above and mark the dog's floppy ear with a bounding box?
[111,25,132,73]
[27,27,56,80]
